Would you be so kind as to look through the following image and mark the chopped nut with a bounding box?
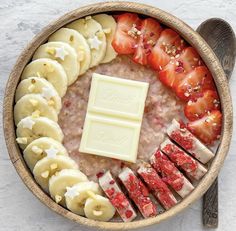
[29,99,38,107]
[184,92,190,97]
[47,100,55,106]
[55,195,62,203]
[85,16,92,20]
[41,170,49,178]
[103,28,111,34]
[96,31,104,39]
[16,137,28,144]
[46,47,55,55]
[93,210,103,216]
[77,50,85,61]
[50,163,58,170]
[31,146,43,155]
[32,110,40,118]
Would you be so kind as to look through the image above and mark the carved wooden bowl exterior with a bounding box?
[3,2,233,230]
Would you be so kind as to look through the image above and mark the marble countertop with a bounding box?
[1,0,236,230]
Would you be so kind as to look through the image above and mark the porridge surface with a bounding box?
[58,56,183,181]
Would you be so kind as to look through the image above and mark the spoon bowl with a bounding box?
[197,18,236,78]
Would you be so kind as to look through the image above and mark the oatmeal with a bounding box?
[59,56,183,181]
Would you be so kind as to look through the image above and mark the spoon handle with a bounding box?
[202,179,218,227]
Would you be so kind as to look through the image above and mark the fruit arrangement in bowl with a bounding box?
[4,2,232,230]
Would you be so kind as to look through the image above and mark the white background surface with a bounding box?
[0,0,236,230]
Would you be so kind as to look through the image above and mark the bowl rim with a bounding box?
[3,1,233,230]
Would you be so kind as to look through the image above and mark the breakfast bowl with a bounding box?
[3,1,233,230]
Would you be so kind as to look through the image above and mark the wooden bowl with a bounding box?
[3,1,233,230]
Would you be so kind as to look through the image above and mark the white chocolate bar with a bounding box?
[79,73,149,163]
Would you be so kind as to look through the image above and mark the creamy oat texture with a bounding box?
[59,56,183,181]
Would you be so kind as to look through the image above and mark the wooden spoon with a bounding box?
[197,18,236,228]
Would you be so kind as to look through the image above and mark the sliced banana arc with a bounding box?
[21,58,67,97]
[33,42,79,85]
[49,169,88,206]
[65,181,102,215]
[16,116,64,149]
[84,194,115,221]
[14,94,58,125]
[93,14,117,63]
[48,28,91,75]
[67,17,107,67]
[33,155,78,192]
[15,77,62,113]
[23,137,68,171]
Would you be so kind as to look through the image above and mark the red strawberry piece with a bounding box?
[177,47,202,72]
[187,110,222,144]
[133,18,162,65]
[158,61,186,89]
[184,90,220,121]
[148,29,186,70]
[112,13,141,54]
[175,66,216,101]
[158,46,203,90]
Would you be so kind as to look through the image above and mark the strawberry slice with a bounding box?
[184,90,220,121]
[177,47,202,72]
[148,29,186,70]
[175,66,216,101]
[187,110,222,144]
[158,47,203,90]
[158,62,186,89]
[133,18,162,65]
[112,13,141,55]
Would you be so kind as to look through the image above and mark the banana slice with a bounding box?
[48,28,91,75]
[14,94,58,125]
[33,42,79,85]
[65,181,102,215]
[15,77,62,113]
[33,156,78,192]
[84,193,115,221]
[93,14,117,63]
[49,169,88,206]
[21,58,67,97]
[16,116,64,149]
[23,137,68,171]
[67,17,107,67]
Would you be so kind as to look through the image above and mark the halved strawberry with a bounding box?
[112,13,141,54]
[177,47,202,72]
[184,90,220,121]
[158,46,203,91]
[158,62,186,89]
[175,66,216,101]
[133,18,162,65]
[187,110,222,144]
[148,29,186,70]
